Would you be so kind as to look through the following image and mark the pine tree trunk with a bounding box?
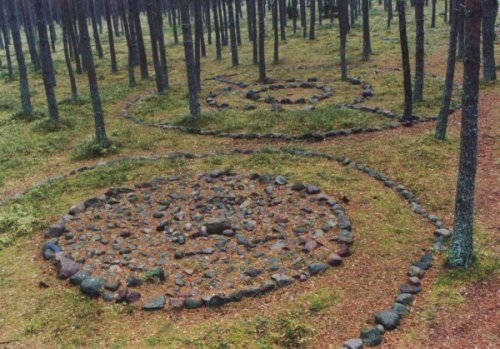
[105,0,118,73]
[481,0,497,81]
[90,0,104,59]
[172,3,179,44]
[130,0,149,79]
[457,0,464,59]
[35,0,59,122]
[119,0,137,86]
[272,0,279,63]
[155,0,169,89]
[435,0,458,140]
[76,0,109,148]
[213,0,223,59]
[300,0,307,38]
[362,0,371,60]
[310,0,316,39]
[0,2,14,79]
[291,0,298,34]
[251,0,258,64]
[279,0,286,40]
[7,0,33,116]
[397,0,413,121]
[180,0,200,116]
[147,0,164,93]
[431,0,436,27]
[448,0,481,269]
[227,0,239,66]
[387,0,393,28]
[339,0,348,80]
[413,0,424,102]
[257,0,267,81]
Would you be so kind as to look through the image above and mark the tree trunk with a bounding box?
[481,0,497,81]
[227,0,239,66]
[120,0,137,87]
[251,0,258,64]
[130,0,149,79]
[448,0,481,269]
[0,2,14,79]
[310,0,316,39]
[413,0,424,102]
[105,0,118,73]
[90,0,104,59]
[213,0,223,59]
[179,0,200,117]
[339,0,348,80]
[147,0,164,93]
[7,0,33,116]
[155,0,169,89]
[76,0,109,148]
[35,0,59,122]
[457,0,464,59]
[300,0,307,38]
[258,0,266,81]
[362,0,371,60]
[273,0,279,63]
[397,0,413,121]
[435,0,458,140]
[431,0,436,27]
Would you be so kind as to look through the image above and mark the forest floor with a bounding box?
[0,4,499,349]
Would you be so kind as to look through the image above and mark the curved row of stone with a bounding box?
[1,147,450,347]
[42,170,354,310]
[123,90,461,142]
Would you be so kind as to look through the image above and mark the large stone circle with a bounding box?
[42,170,353,310]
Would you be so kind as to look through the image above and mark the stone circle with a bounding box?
[42,170,353,310]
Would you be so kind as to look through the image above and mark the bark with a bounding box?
[291,0,298,34]
[130,0,149,79]
[7,0,33,116]
[147,0,164,93]
[155,0,169,89]
[35,0,59,122]
[194,0,202,88]
[413,0,424,102]
[90,0,104,59]
[105,0,118,73]
[0,2,13,79]
[481,0,497,81]
[457,0,464,59]
[76,0,109,148]
[435,0,458,140]
[251,0,258,64]
[272,0,279,63]
[172,3,179,44]
[339,0,348,80]
[213,0,223,59]
[448,0,481,269]
[227,0,239,66]
[119,0,136,86]
[279,0,286,40]
[397,0,413,121]
[310,0,316,39]
[20,0,40,71]
[179,0,200,117]
[235,0,242,45]
[387,0,393,28]
[257,0,266,81]
[431,0,436,27]
[362,0,371,60]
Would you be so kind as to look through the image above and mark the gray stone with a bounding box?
[141,294,166,310]
[360,326,382,346]
[55,254,80,279]
[206,218,231,235]
[343,338,364,349]
[375,310,400,330]
[80,277,105,297]
[69,270,90,285]
[42,241,61,260]
[184,297,203,309]
[391,302,409,315]
[271,273,293,287]
[338,230,354,244]
[308,262,328,275]
[395,293,414,305]
[434,228,451,238]
[408,266,425,278]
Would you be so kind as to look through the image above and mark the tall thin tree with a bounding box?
[448,0,482,269]
[362,0,371,60]
[76,0,109,148]
[481,0,497,81]
[397,0,413,121]
[257,0,266,81]
[413,0,425,102]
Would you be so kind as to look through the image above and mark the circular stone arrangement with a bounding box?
[42,171,353,310]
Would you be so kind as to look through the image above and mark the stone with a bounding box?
[145,267,167,282]
[43,241,61,260]
[434,228,452,238]
[343,338,364,349]
[304,239,319,253]
[326,253,343,266]
[275,176,287,185]
[46,224,65,238]
[291,183,306,191]
[141,294,166,310]
[306,185,321,194]
[55,254,80,279]
[408,276,421,285]
[206,218,231,235]
[184,297,203,309]
[338,230,354,244]
[408,266,425,278]
[69,270,90,286]
[244,269,262,278]
[360,326,382,346]
[391,302,409,315]
[127,276,143,287]
[80,277,105,298]
[338,243,351,257]
[260,280,276,293]
[395,293,414,305]
[69,204,86,215]
[375,310,400,330]
[271,273,294,287]
[399,284,422,294]
[126,291,141,303]
[308,262,328,275]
